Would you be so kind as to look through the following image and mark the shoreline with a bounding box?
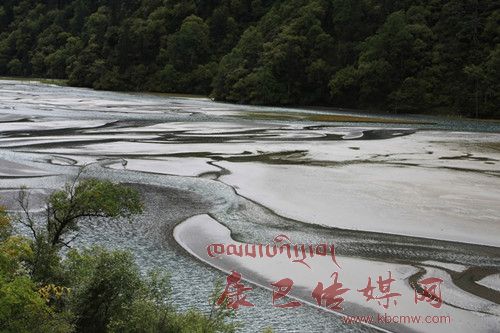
[2,76,499,122]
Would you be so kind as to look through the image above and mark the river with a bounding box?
[0,79,499,332]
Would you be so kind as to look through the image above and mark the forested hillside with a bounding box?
[0,0,498,117]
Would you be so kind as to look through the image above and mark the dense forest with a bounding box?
[0,0,498,117]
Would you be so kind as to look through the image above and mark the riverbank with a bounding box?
[2,76,498,122]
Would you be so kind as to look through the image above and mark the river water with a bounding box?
[0,79,499,333]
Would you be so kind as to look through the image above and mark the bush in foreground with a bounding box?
[0,174,239,333]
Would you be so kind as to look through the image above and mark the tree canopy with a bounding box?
[0,0,498,117]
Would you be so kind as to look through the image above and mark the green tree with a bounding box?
[166,15,210,72]
[212,26,264,101]
[63,248,144,332]
[63,247,237,333]
[17,169,143,282]
[0,0,498,116]
[0,207,72,333]
[6,58,22,75]
[3,183,237,333]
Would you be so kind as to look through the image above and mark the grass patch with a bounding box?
[235,111,432,124]
[0,76,67,86]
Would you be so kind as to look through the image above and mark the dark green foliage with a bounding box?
[2,180,237,333]
[0,273,73,333]
[0,207,73,333]
[0,0,498,116]
[64,248,154,332]
[0,239,237,333]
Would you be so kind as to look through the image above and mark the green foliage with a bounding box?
[1,186,237,333]
[19,173,143,249]
[17,170,143,282]
[6,58,22,75]
[0,207,72,333]
[0,239,237,333]
[0,274,73,333]
[0,232,32,277]
[63,248,144,332]
[0,0,497,116]
[167,15,209,71]
[0,206,12,241]
[49,178,143,225]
